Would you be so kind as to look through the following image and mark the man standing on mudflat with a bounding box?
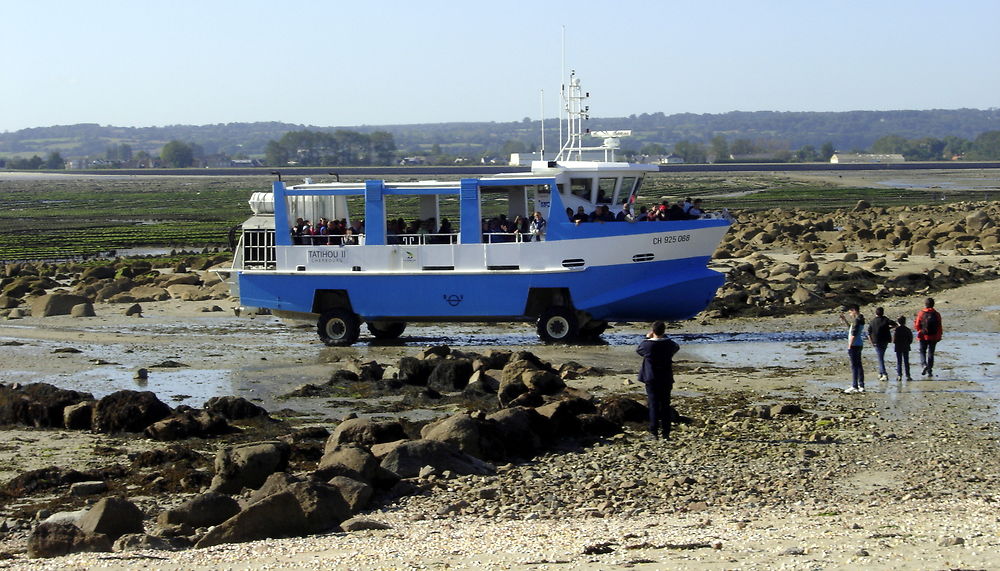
[915,297,943,377]
[636,321,680,440]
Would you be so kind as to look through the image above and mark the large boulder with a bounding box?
[203,396,268,420]
[420,413,487,459]
[156,492,241,529]
[80,266,116,281]
[0,383,93,427]
[426,359,473,392]
[328,417,407,448]
[282,481,353,534]
[30,293,91,317]
[536,397,597,437]
[115,285,170,302]
[166,284,211,301]
[27,522,111,558]
[317,443,379,483]
[209,441,291,494]
[396,356,435,385]
[597,396,648,425]
[144,409,231,441]
[379,439,494,479]
[70,302,96,318]
[520,369,565,395]
[462,370,500,399]
[327,475,373,512]
[92,390,171,433]
[77,497,145,542]
[486,407,549,459]
[194,490,307,549]
[113,533,183,552]
[160,273,202,287]
[497,376,529,407]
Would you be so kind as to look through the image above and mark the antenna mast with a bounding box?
[555,70,589,161]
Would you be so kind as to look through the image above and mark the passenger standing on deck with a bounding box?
[892,315,913,381]
[636,321,680,440]
[914,297,943,377]
[867,307,895,381]
[840,304,866,393]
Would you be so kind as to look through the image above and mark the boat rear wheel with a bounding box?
[317,309,361,346]
[537,306,579,343]
[366,321,407,340]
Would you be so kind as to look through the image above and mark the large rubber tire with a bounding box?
[317,309,361,346]
[367,321,407,340]
[536,306,579,343]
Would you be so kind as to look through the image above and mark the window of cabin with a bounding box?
[597,178,616,204]
[621,176,637,204]
[570,178,592,201]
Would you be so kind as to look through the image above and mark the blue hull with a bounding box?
[238,255,723,322]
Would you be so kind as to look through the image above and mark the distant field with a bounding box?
[1,171,996,262]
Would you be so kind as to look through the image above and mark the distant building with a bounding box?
[660,153,685,164]
[230,158,263,167]
[830,153,905,164]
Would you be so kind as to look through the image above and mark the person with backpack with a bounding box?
[867,307,895,382]
[914,297,943,377]
[893,315,914,381]
[839,304,866,393]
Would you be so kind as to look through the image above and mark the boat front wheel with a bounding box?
[537,306,579,343]
[317,309,361,346]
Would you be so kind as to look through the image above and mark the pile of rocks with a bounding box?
[0,255,232,318]
[715,201,999,258]
[4,348,654,558]
[0,384,267,440]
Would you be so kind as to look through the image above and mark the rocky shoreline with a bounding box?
[0,200,998,569]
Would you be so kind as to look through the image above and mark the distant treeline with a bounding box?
[2,108,999,166]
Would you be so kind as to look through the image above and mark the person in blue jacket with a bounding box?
[636,321,680,439]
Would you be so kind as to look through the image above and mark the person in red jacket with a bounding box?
[914,297,943,377]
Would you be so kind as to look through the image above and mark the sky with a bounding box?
[1,0,998,133]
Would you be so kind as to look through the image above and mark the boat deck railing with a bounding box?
[389,233,458,245]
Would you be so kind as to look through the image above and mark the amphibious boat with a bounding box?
[229,74,732,345]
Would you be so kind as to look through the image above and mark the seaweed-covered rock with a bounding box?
[0,383,93,428]
[27,522,111,558]
[92,390,171,433]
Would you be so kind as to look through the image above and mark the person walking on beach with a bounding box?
[914,297,943,377]
[840,304,866,393]
[636,321,680,439]
[867,307,894,381]
[892,315,913,381]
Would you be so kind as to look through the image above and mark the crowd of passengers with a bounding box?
[291,198,705,246]
[292,217,364,245]
[568,197,705,224]
[386,217,456,244]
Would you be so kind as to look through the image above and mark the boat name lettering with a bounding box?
[652,234,691,246]
[307,249,347,264]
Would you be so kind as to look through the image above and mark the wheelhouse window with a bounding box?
[570,178,592,201]
[621,176,637,204]
[597,177,616,204]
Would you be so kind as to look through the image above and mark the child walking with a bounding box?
[892,316,913,381]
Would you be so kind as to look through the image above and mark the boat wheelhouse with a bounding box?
[229,74,731,345]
